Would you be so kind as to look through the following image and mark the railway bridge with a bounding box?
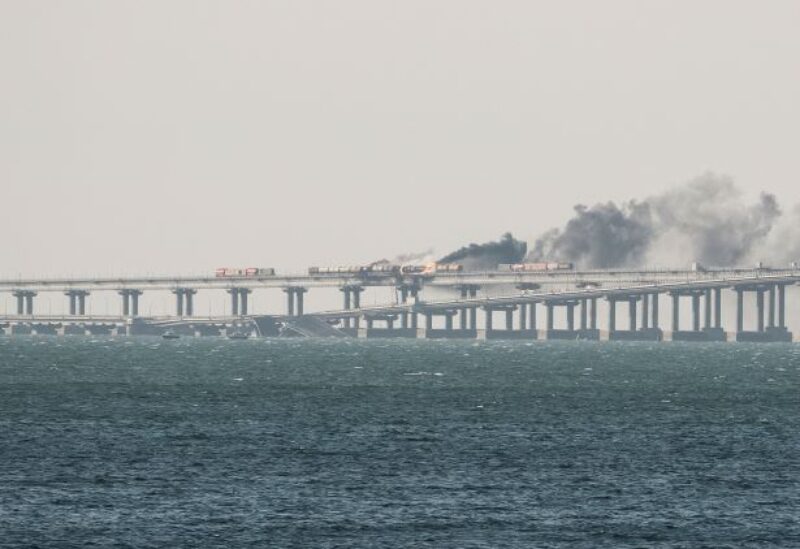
[1,267,798,342]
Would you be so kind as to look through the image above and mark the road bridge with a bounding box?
[2,270,799,342]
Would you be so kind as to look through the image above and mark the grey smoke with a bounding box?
[440,233,527,270]
[528,201,652,268]
[529,173,788,268]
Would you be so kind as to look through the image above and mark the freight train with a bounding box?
[308,263,464,277]
[215,267,276,277]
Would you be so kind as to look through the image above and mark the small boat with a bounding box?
[162,330,180,340]
[227,331,250,340]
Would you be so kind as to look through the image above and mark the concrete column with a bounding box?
[580,300,587,330]
[546,304,554,331]
[285,288,295,316]
[120,291,130,317]
[714,288,722,329]
[704,289,712,330]
[485,309,493,331]
[519,303,527,331]
[756,290,765,332]
[691,294,700,332]
[628,298,636,331]
[229,289,239,316]
[341,288,352,329]
[184,290,195,317]
[641,294,649,330]
[469,307,477,331]
[174,289,184,317]
[445,314,453,331]
[651,293,659,329]
[296,289,306,316]
[25,293,34,315]
[239,289,250,316]
[130,291,140,317]
[342,288,352,310]
[425,313,433,331]
[67,293,77,316]
[590,298,598,330]
[505,309,514,331]
[399,288,409,330]
[529,302,537,331]
[387,317,394,329]
[671,294,680,332]
[460,308,468,330]
[352,288,362,309]
[608,299,616,332]
[768,285,776,328]
[411,311,418,330]
[566,303,575,331]
[778,284,786,328]
[736,289,744,332]
[366,318,374,329]
[78,293,87,316]
[15,293,24,315]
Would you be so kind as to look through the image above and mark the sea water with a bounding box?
[0,337,798,548]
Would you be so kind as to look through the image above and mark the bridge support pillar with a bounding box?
[671,294,680,333]
[666,289,722,341]
[736,288,744,333]
[628,297,637,331]
[185,289,196,317]
[651,294,659,329]
[172,288,197,317]
[283,287,308,317]
[118,290,142,317]
[641,294,649,330]
[65,290,90,316]
[340,285,363,329]
[732,283,791,342]
[13,290,37,316]
[607,298,616,332]
[227,288,251,317]
[756,289,765,332]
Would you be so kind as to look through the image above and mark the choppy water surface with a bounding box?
[0,337,798,548]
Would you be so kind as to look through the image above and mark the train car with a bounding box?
[401,264,428,274]
[308,266,364,275]
[215,267,275,277]
[498,262,574,272]
[308,264,401,276]
[368,264,401,274]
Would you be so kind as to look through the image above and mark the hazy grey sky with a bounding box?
[2,1,799,276]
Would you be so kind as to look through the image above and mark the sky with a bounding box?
[2,0,799,277]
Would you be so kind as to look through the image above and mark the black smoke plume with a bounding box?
[528,173,785,268]
[440,233,527,270]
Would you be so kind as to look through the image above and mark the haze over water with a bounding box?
[1,337,798,548]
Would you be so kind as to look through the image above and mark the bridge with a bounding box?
[1,266,799,342]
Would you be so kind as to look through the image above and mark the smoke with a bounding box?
[391,249,435,264]
[528,201,652,268]
[529,173,789,268]
[439,232,527,270]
